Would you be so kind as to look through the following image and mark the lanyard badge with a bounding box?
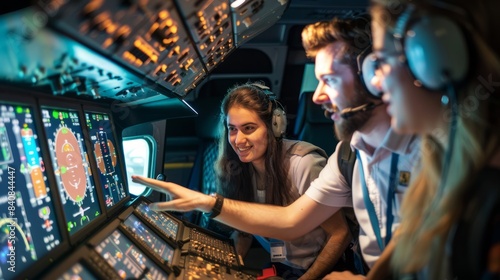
[270,240,287,262]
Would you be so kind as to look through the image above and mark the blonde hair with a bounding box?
[371,0,500,277]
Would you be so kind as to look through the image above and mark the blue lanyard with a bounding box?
[356,151,399,251]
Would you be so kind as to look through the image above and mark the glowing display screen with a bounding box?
[94,229,169,280]
[84,111,127,208]
[122,214,175,263]
[134,201,179,240]
[41,107,102,236]
[56,262,98,280]
[0,102,62,279]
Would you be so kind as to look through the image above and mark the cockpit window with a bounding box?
[122,136,156,197]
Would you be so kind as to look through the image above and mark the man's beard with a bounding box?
[334,86,375,142]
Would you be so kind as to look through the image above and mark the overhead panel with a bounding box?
[41,0,208,98]
[128,2,206,95]
[0,0,289,103]
[0,6,162,104]
[176,0,234,71]
[231,0,289,46]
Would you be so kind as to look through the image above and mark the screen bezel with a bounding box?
[0,92,70,280]
[38,98,108,245]
[82,104,131,217]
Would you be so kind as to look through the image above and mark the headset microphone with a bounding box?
[324,110,333,120]
[340,102,382,119]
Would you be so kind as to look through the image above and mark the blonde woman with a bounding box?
[369,0,500,279]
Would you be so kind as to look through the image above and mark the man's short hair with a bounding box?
[301,15,372,71]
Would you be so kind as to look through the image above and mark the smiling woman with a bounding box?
[227,105,270,167]
[217,82,310,204]
[212,81,337,276]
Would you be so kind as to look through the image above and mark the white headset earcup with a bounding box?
[361,52,383,98]
[272,108,287,138]
[405,16,469,90]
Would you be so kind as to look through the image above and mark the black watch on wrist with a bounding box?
[208,193,224,219]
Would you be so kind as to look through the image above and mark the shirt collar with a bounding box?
[351,127,417,156]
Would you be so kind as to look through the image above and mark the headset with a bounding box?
[272,106,287,138]
[392,2,470,91]
[358,46,383,98]
[346,14,383,99]
[251,83,287,138]
[391,2,471,213]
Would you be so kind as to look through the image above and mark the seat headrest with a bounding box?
[194,97,223,139]
[294,91,332,135]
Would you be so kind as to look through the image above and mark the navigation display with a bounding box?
[122,214,175,263]
[84,111,127,208]
[41,107,102,236]
[94,229,169,280]
[0,102,63,279]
